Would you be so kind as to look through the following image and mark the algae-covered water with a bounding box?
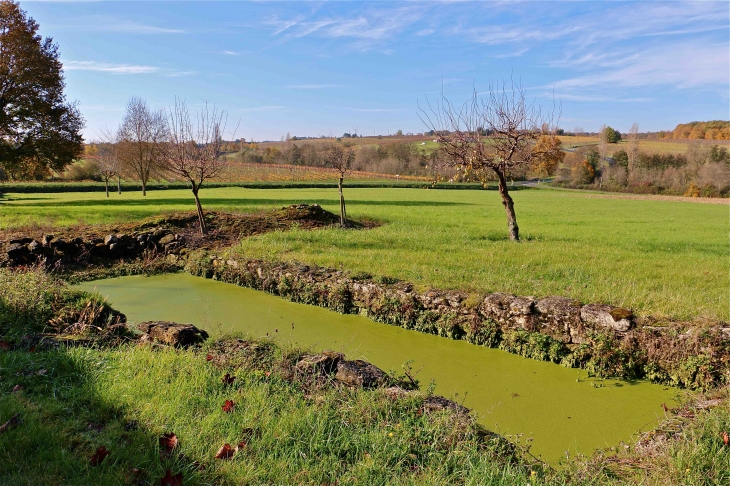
[77,273,677,463]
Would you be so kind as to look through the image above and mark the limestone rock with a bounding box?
[535,296,582,343]
[27,240,42,254]
[295,350,343,374]
[158,234,176,246]
[481,293,535,329]
[104,234,118,246]
[6,243,30,262]
[335,359,387,389]
[580,304,634,332]
[136,321,209,347]
[422,395,469,415]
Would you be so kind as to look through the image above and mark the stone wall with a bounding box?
[184,252,729,390]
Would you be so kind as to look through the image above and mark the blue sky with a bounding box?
[21,1,730,141]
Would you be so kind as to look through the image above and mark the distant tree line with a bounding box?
[662,121,730,141]
[555,143,730,197]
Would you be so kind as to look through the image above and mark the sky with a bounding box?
[19,0,730,142]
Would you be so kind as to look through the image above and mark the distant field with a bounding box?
[1,186,726,322]
[558,135,730,155]
[221,161,427,182]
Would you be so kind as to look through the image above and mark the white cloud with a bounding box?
[54,17,185,34]
[223,50,240,56]
[63,61,159,75]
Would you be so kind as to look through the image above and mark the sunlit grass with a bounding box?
[1,186,727,321]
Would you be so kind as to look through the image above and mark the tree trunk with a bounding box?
[494,169,519,241]
[142,178,147,197]
[117,175,121,194]
[104,178,109,197]
[338,176,347,227]
[192,183,207,235]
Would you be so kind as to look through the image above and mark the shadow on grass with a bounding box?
[0,349,197,486]
[9,197,473,209]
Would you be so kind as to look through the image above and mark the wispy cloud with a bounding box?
[223,50,241,56]
[285,84,345,89]
[239,105,286,113]
[552,43,728,90]
[63,61,159,75]
[493,48,529,59]
[55,17,185,34]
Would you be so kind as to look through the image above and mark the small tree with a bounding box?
[118,97,166,196]
[162,98,227,235]
[627,123,639,173]
[420,81,555,241]
[531,135,565,177]
[322,144,354,227]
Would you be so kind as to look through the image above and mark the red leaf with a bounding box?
[206,354,213,362]
[160,468,183,486]
[222,400,235,413]
[222,373,236,386]
[0,341,11,351]
[11,385,22,394]
[722,431,729,446]
[159,432,179,457]
[90,446,110,466]
[235,441,246,452]
[215,443,235,460]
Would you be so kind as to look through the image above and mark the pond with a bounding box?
[77,273,677,464]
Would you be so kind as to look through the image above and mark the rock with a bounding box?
[9,237,33,245]
[6,243,30,262]
[109,243,118,252]
[42,235,54,246]
[158,234,176,246]
[295,350,343,374]
[580,304,634,332]
[422,396,469,415]
[27,240,42,254]
[334,359,387,389]
[384,386,412,399]
[104,234,118,246]
[535,296,582,343]
[481,293,535,329]
[136,321,209,347]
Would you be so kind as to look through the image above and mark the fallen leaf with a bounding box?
[0,413,21,434]
[159,432,179,457]
[222,400,235,413]
[215,443,235,460]
[0,341,11,351]
[206,354,213,362]
[11,385,23,393]
[90,446,110,466]
[722,431,729,446]
[661,403,668,413]
[235,441,246,452]
[36,369,47,376]
[28,346,36,353]
[222,373,236,386]
[160,468,183,486]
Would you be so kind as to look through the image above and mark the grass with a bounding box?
[1,186,727,322]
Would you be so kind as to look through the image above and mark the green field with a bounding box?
[1,187,727,321]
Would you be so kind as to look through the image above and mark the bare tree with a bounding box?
[598,124,608,160]
[322,143,355,227]
[117,97,167,196]
[627,122,639,173]
[162,98,227,234]
[420,81,554,241]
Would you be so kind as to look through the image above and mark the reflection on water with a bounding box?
[77,273,676,463]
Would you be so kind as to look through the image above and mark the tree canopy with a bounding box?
[0,0,84,179]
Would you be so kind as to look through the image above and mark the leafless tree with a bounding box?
[322,143,355,227]
[627,122,639,173]
[117,97,167,196]
[598,124,608,160]
[419,80,555,241]
[94,127,123,196]
[162,98,228,234]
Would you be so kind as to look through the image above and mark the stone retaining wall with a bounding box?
[184,252,729,390]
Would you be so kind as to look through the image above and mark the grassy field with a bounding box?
[1,186,727,321]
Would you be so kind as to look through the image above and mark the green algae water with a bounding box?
[77,273,676,463]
